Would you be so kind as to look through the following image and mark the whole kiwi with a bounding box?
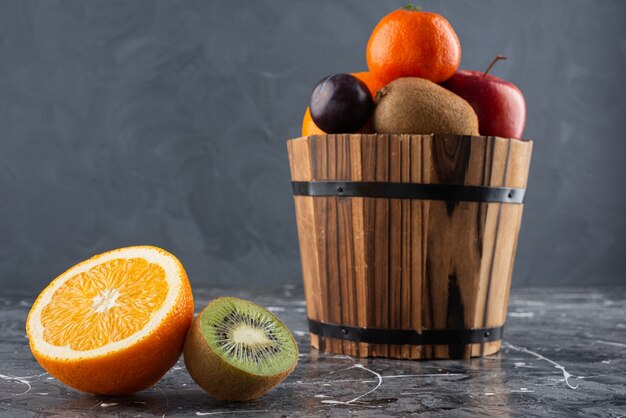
[373,77,479,136]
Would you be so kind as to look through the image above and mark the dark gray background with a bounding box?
[0,0,624,290]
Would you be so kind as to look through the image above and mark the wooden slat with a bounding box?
[413,135,430,359]
[350,134,368,357]
[287,139,323,348]
[399,135,412,359]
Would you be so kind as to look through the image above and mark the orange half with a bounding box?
[26,246,194,395]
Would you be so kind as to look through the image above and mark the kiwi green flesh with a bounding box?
[199,297,298,377]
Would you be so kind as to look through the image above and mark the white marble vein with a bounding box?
[504,342,581,389]
[320,364,383,406]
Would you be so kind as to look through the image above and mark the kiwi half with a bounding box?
[184,297,298,401]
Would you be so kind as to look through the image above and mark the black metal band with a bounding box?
[292,181,525,204]
[308,318,503,345]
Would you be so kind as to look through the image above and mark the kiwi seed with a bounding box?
[373,77,480,136]
[184,297,298,401]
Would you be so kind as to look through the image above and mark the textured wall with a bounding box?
[0,0,624,289]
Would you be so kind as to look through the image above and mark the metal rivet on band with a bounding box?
[341,328,348,335]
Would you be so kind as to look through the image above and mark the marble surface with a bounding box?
[1,285,624,417]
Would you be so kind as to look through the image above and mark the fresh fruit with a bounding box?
[309,73,373,134]
[366,5,461,85]
[26,246,194,395]
[441,56,527,138]
[301,107,325,137]
[301,72,382,137]
[184,297,298,401]
[352,71,385,98]
[373,77,479,136]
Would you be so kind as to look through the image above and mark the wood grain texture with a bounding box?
[288,134,533,359]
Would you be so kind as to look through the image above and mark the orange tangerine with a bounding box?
[301,106,325,137]
[352,71,385,98]
[366,6,461,84]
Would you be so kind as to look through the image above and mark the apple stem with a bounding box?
[483,55,508,77]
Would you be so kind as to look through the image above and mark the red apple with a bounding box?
[442,56,526,139]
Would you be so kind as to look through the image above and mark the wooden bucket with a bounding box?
[287,134,533,360]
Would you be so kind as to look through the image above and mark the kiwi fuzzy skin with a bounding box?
[373,77,480,136]
[183,299,298,401]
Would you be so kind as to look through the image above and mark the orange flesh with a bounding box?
[40,258,168,351]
